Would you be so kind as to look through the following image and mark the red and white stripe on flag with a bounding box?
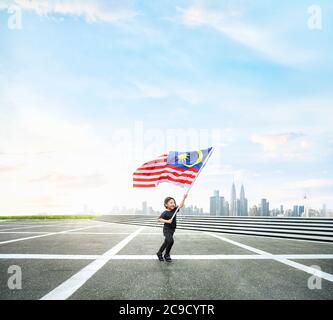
[133,154,198,188]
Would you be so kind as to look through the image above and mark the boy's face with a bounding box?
[166,199,176,210]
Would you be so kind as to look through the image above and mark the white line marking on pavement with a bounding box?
[0,220,108,230]
[66,232,137,235]
[0,222,101,232]
[124,225,333,244]
[112,254,268,260]
[206,232,333,283]
[276,254,333,259]
[0,221,71,226]
[0,224,108,246]
[112,254,333,260]
[65,232,201,235]
[0,231,50,234]
[0,253,332,260]
[203,230,333,245]
[0,254,99,260]
[0,224,58,232]
[40,226,145,300]
[0,231,159,235]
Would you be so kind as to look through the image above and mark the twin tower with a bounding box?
[210,183,248,216]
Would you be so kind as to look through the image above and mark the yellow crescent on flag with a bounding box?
[178,150,203,168]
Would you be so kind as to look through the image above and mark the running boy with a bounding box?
[156,193,188,262]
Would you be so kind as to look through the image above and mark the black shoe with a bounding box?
[156,252,164,261]
[164,255,172,262]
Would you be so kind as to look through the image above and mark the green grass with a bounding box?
[0,215,97,220]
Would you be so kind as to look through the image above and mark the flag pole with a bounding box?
[171,147,214,220]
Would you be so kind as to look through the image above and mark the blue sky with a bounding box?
[0,0,332,214]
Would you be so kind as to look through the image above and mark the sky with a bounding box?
[0,0,333,215]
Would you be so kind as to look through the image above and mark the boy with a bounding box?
[156,193,188,262]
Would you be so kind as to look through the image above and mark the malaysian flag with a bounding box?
[133,147,213,188]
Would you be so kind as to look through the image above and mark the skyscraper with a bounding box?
[142,201,148,215]
[280,205,284,216]
[210,190,219,216]
[236,199,241,216]
[210,190,227,216]
[225,201,230,216]
[249,205,258,216]
[260,199,270,216]
[299,205,305,216]
[239,184,248,216]
[230,182,237,216]
[219,196,226,215]
[303,193,309,217]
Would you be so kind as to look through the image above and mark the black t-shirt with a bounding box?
[159,206,178,230]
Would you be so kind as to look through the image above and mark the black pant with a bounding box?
[158,228,175,256]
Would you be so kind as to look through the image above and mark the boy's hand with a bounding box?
[167,219,173,224]
[179,192,188,208]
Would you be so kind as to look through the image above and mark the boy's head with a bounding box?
[164,196,176,210]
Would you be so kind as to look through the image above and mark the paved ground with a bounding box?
[0,219,332,300]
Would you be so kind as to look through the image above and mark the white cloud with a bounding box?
[0,98,131,214]
[29,172,108,188]
[0,165,20,173]
[287,179,333,189]
[175,1,316,65]
[132,82,168,99]
[250,132,313,160]
[0,0,139,23]
[251,132,303,152]
[132,80,206,105]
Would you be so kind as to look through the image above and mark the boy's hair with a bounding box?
[164,196,176,208]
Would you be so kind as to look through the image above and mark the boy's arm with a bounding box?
[158,213,171,224]
[179,193,188,209]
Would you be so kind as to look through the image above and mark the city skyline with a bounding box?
[86,183,331,217]
[209,184,330,217]
[4,182,332,216]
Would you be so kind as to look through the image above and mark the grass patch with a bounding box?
[0,215,97,220]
